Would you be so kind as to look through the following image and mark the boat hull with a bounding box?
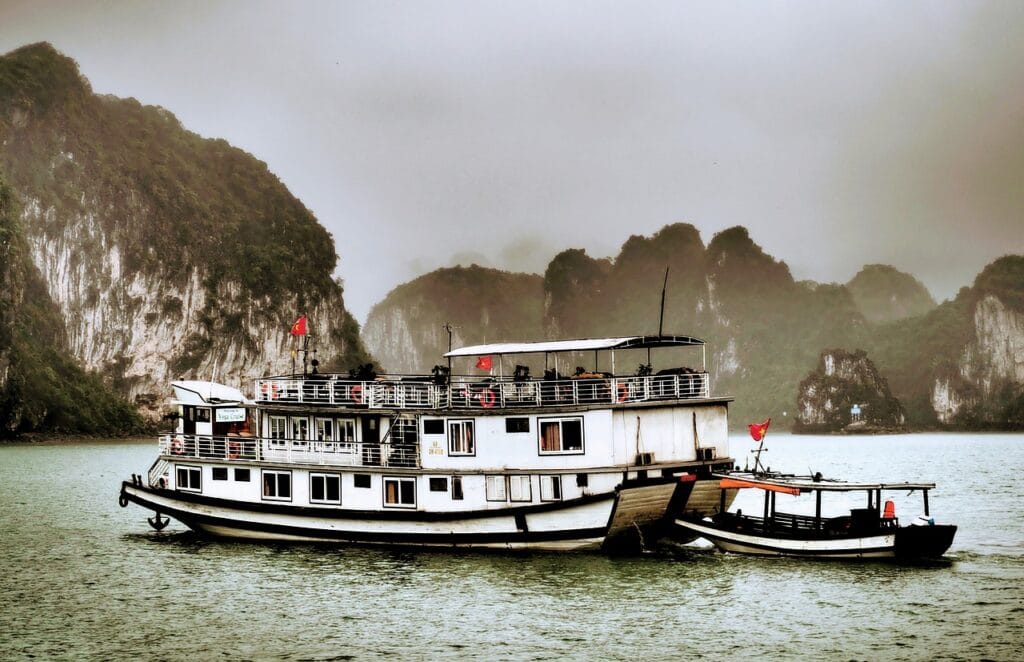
[121,479,694,552]
[674,518,957,560]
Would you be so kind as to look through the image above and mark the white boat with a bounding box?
[119,335,736,552]
[674,472,957,559]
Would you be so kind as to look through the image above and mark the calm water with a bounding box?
[1,433,1022,661]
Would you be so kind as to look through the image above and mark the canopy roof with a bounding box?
[445,335,704,358]
[171,381,253,406]
[715,473,936,493]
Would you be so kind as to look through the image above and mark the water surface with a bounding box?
[1,433,1021,660]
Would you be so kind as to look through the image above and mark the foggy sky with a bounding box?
[2,1,1022,322]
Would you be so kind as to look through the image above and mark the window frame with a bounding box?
[422,418,445,435]
[175,464,202,492]
[508,475,532,502]
[234,468,251,482]
[269,416,287,447]
[262,469,292,502]
[505,417,530,433]
[429,477,448,492]
[541,475,563,501]
[485,475,507,502]
[383,476,416,509]
[452,475,464,501]
[538,417,585,455]
[448,419,476,456]
[212,466,228,481]
[309,472,342,505]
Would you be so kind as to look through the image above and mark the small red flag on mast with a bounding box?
[475,356,492,370]
[290,315,308,336]
[748,418,771,442]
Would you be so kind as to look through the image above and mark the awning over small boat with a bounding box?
[720,477,802,496]
[444,335,705,358]
[714,473,936,492]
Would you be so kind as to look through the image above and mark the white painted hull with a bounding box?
[121,481,681,551]
[675,518,897,559]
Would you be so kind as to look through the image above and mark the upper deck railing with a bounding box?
[158,433,419,469]
[254,372,710,410]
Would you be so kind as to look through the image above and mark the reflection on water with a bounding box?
[0,434,1022,659]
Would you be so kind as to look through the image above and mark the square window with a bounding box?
[576,473,588,487]
[429,477,448,492]
[262,470,292,501]
[310,473,341,504]
[384,477,416,508]
[448,420,475,456]
[485,475,507,502]
[539,418,585,454]
[505,417,530,433]
[541,476,562,501]
[423,419,444,435]
[354,474,371,488]
[212,467,228,481]
[176,465,201,492]
[234,468,251,482]
[509,475,532,502]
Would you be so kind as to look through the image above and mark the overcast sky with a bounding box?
[2,1,1022,321]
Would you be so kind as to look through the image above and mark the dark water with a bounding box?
[1,434,1022,660]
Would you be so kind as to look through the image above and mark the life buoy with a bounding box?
[617,382,629,403]
[351,384,363,404]
[171,436,184,455]
[227,440,240,460]
[479,388,496,408]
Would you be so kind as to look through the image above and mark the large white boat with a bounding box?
[119,335,736,551]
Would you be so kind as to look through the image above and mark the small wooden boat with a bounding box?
[675,472,957,560]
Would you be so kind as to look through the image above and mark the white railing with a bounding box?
[158,434,419,469]
[254,372,709,410]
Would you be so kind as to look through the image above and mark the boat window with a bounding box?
[212,467,228,481]
[310,473,341,504]
[196,408,211,424]
[429,477,448,492]
[262,470,292,501]
[423,419,444,435]
[485,475,507,502]
[354,474,371,488]
[316,417,335,442]
[538,418,585,454]
[269,416,287,446]
[290,417,309,444]
[541,476,562,501]
[176,465,201,492]
[509,475,532,502]
[234,468,250,482]
[448,420,475,456]
[338,419,357,447]
[505,417,530,433]
[383,477,416,508]
[452,476,464,500]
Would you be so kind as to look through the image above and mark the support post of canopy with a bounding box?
[815,490,822,530]
[763,490,770,533]
[923,490,930,516]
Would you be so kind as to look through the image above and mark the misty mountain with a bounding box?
[0,43,371,424]
[367,223,1023,430]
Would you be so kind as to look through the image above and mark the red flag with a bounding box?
[290,315,308,336]
[475,356,492,370]
[748,418,771,442]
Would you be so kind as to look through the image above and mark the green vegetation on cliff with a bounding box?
[0,179,143,437]
[846,264,936,323]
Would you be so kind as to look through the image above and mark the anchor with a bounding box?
[148,512,170,531]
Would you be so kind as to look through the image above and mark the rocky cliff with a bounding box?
[0,43,370,414]
[0,176,142,436]
[794,349,906,433]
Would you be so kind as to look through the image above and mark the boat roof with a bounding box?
[715,473,936,493]
[171,381,254,406]
[444,335,705,358]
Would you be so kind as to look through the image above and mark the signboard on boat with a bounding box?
[215,408,247,423]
